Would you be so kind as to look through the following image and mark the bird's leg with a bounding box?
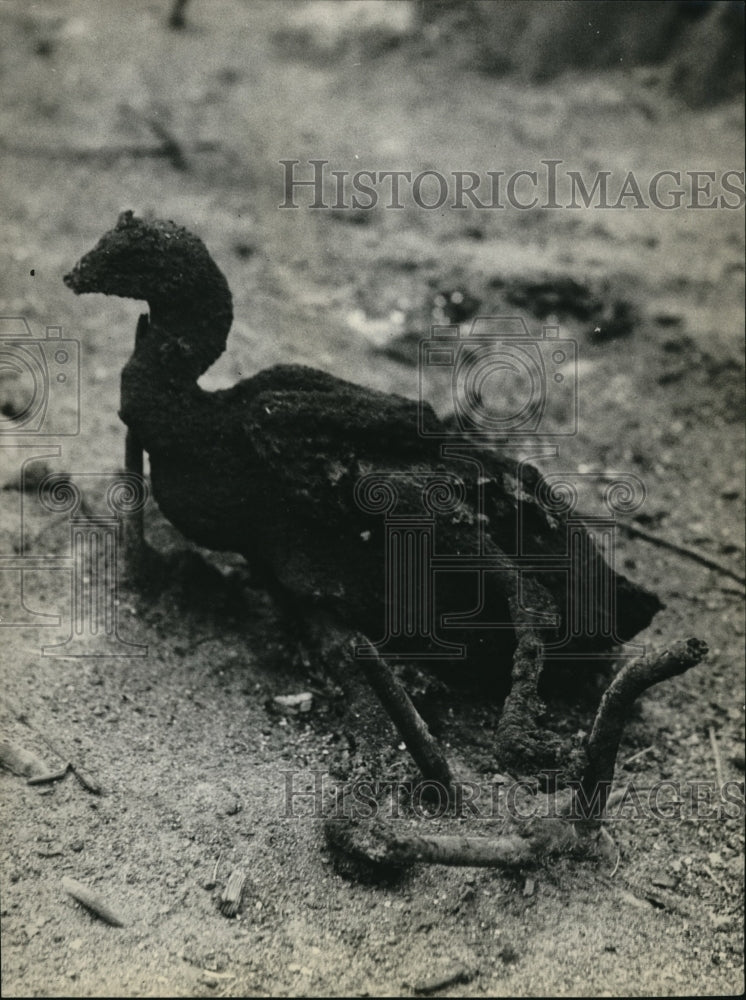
[577,638,709,824]
[356,639,457,797]
[327,635,583,874]
[326,626,709,872]
[120,313,150,582]
[493,576,561,773]
[302,618,457,795]
[122,427,147,578]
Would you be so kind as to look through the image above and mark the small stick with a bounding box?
[325,816,579,869]
[414,966,473,995]
[168,0,190,29]
[69,764,102,796]
[6,699,101,794]
[618,521,746,588]
[609,845,621,878]
[212,852,222,886]
[0,137,216,164]
[708,726,725,790]
[27,763,71,786]
[622,745,655,767]
[146,118,189,172]
[62,876,126,927]
[29,736,100,795]
[702,864,728,893]
[219,869,246,917]
[357,640,456,796]
[599,827,621,877]
[33,727,101,794]
[580,638,708,820]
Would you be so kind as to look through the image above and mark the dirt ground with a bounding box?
[1,1,744,996]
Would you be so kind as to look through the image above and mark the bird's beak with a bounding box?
[63,260,91,294]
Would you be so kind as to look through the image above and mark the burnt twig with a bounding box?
[494,578,559,770]
[144,117,189,172]
[708,725,725,789]
[62,876,126,927]
[414,967,474,995]
[219,869,246,917]
[580,638,708,819]
[619,520,745,588]
[325,815,580,869]
[27,763,72,786]
[169,0,190,29]
[0,137,216,166]
[5,699,102,794]
[357,639,456,796]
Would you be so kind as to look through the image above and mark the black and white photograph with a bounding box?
[1,1,744,995]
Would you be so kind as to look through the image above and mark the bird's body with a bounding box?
[65,213,661,689]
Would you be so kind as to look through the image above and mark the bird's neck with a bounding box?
[147,280,233,378]
[119,295,232,454]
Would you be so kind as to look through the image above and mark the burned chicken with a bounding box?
[64,212,668,784]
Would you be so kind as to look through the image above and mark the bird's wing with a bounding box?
[209,364,659,651]
[218,363,443,460]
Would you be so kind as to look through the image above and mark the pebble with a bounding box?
[35,841,64,857]
[272,693,313,715]
[651,874,678,889]
[413,965,473,994]
[711,914,736,931]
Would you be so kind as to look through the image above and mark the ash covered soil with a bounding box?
[0,1,744,996]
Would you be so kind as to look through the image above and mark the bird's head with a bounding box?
[64,211,234,375]
[64,210,231,315]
